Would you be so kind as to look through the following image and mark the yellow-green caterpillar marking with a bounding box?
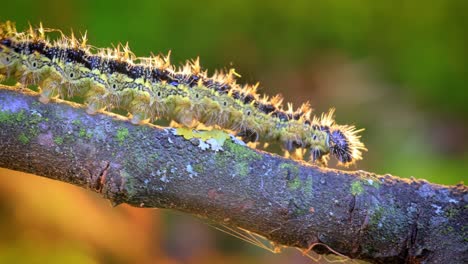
[0,21,366,166]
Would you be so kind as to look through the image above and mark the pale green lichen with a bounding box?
[363,177,381,189]
[71,119,81,126]
[351,181,364,196]
[234,162,250,178]
[116,127,129,145]
[18,133,30,144]
[0,111,13,123]
[288,177,301,190]
[54,136,64,145]
[79,128,87,138]
[193,164,204,174]
[304,177,313,194]
[14,110,26,122]
[0,110,26,124]
[280,163,301,191]
[215,140,261,178]
[227,140,261,160]
[174,127,261,178]
[370,206,384,226]
[280,163,299,174]
[1,110,43,142]
[175,127,230,151]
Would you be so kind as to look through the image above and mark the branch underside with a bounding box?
[0,86,466,264]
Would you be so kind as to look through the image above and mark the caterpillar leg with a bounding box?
[128,92,152,125]
[130,113,148,125]
[85,97,106,115]
[292,148,306,160]
[85,93,109,115]
[172,97,198,127]
[283,148,305,161]
[129,102,152,125]
[176,110,198,128]
[236,129,259,143]
[309,150,329,167]
[83,82,109,115]
[38,77,61,104]
[314,156,329,167]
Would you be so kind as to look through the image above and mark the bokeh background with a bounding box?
[1,0,467,263]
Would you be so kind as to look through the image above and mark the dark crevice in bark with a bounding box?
[348,195,356,222]
[96,161,110,193]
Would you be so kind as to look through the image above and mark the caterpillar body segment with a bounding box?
[0,21,367,166]
[0,44,22,80]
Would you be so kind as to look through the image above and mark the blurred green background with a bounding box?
[1,0,467,263]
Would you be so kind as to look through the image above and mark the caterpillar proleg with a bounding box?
[0,21,366,166]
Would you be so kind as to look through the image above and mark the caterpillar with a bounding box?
[0,21,366,166]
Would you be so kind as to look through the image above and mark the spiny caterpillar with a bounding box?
[0,21,366,166]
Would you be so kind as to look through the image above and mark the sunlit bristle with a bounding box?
[27,23,36,40]
[156,51,172,70]
[296,102,312,121]
[286,103,294,115]
[38,22,45,39]
[249,82,260,94]
[211,68,240,85]
[211,70,227,84]
[270,94,284,108]
[226,68,241,82]
[236,83,260,101]
[180,62,191,75]
[80,31,88,47]
[259,94,269,102]
[324,123,367,166]
[70,31,78,48]
[323,108,336,127]
[337,125,367,165]
[190,57,202,75]
[1,21,17,37]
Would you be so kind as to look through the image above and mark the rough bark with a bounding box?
[0,85,466,264]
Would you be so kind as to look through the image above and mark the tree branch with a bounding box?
[0,85,466,264]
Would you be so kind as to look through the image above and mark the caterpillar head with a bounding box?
[22,51,49,72]
[207,93,234,127]
[105,73,133,106]
[58,62,92,97]
[149,83,172,117]
[188,85,206,108]
[326,126,366,165]
[59,61,93,87]
[106,73,126,92]
[237,103,262,138]
[20,51,51,82]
